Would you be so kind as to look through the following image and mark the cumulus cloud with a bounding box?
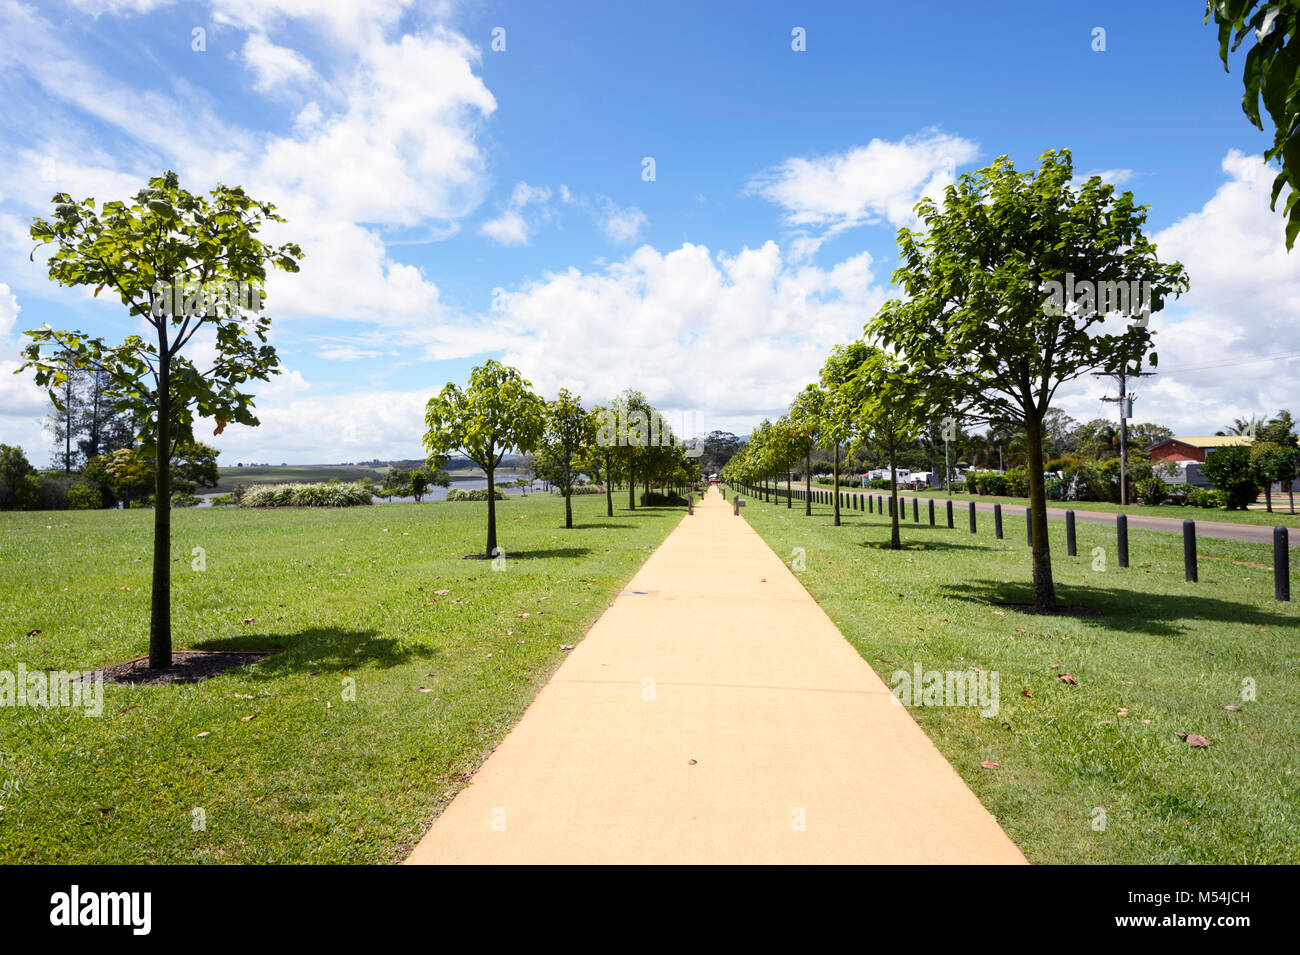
[748,129,979,258]
[478,181,552,246]
[242,33,316,93]
[1053,150,1300,434]
[598,199,647,243]
[491,241,887,428]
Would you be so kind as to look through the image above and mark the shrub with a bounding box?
[171,492,202,507]
[445,487,506,502]
[241,482,374,507]
[1201,446,1260,509]
[1004,468,1028,497]
[1189,488,1228,508]
[65,482,103,510]
[209,493,238,507]
[1164,483,1191,506]
[556,484,603,496]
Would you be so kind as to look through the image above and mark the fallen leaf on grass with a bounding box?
[1176,732,1211,747]
[1021,688,1033,698]
[517,613,531,619]
[559,644,574,650]
[1058,673,1077,685]
[435,589,450,596]
[26,629,39,637]
[233,693,253,700]
[240,714,256,722]
[197,731,210,738]
[119,705,140,714]
[1224,704,1242,712]
[1117,708,1130,718]
[980,760,1003,769]
[242,617,255,624]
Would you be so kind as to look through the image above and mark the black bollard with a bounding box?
[912,497,919,522]
[928,499,935,525]
[1025,506,1032,546]
[869,494,873,514]
[968,500,976,533]
[1117,514,1128,568]
[994,503,1003,539]
[1183,519,1197,582]
[1276,526,1290,602]
[947,499,954,528]
[1066,510,1076,556]
[889,496,895,517]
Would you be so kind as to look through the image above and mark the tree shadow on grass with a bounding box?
[504,546,593,560]
[194,627,438,678]
[568,522,633,530]
[937,579,1299,637]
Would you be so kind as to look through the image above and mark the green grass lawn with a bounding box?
[800,482,1300,527]
[0,494,682,863]
[735,488,1300,864]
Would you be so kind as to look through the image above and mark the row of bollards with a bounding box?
[730,483,1291,602]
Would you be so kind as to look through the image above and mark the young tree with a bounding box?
[45,351,83,473]
[424,360,546,558]
[837,344,932,549]
[873,150,1187,610]
[543,388,596,529]
[820,344,868,526]
[585,402,620,518]
[1251,441,1300,511]
[21,171,302,666]
[789,384,828,516]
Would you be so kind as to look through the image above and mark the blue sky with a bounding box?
[0,0,1295,464]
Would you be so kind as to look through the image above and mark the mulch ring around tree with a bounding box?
[76,650,269,687]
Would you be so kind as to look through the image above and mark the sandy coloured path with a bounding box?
[406,486,1026,864]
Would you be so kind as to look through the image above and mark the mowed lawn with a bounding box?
[736,490,1300,864]
[0,494,682,863]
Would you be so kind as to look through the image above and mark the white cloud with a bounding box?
[490,241,886,426]
[0,283,18,340]
[478,209,530,246]
[748,129,979,258]
[1054,150,1300,434]
[242,33,316,93]
[598,199,647,243]
[316,345,381,361]
[478,181,552,246]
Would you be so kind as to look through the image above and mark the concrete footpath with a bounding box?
[406,486,1026,864]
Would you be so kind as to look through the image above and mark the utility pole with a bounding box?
[1093,367,1154,506]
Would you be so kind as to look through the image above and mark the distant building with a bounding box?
[1148,435,1253,489]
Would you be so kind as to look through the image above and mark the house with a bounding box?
[1148,435,1253,489]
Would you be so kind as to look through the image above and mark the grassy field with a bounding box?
[0,494,682,863]
[799,482,1300,527]
[734,487,1300,864]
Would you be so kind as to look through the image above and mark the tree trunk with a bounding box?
[563,453,573,528]
[1024,414,1056,611]
[833,444,841,526]
[888,441,901,550]
[485,465,498,558]
[804,451,812,516]
[148,356,172,669]
[604,456,614,517]
[628,461,635,510]
[786,469,792,508]
[1264,482,1272,512]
